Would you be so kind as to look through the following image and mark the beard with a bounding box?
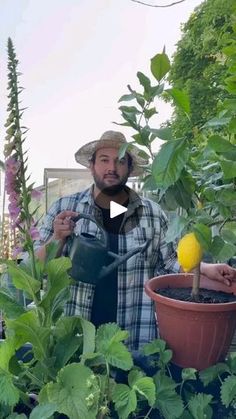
[93,170,129,196]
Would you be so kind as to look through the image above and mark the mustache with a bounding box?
[104,173,119,179]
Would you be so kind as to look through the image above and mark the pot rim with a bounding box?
[145,273,236,312]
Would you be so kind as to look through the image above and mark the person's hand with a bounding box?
[200,262,236,286]
[53,210,79,242]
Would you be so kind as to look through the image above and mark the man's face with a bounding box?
[90,147,131,195]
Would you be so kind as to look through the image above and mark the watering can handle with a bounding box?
[72,213,108,247]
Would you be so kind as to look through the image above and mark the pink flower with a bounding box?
[12,246,23,259]
[8,202,21,220]
[30,226,40,240]
[8,191,20,205]
[5,157,20,174]
[31,189,42,200]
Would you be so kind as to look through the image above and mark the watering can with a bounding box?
[69,214,151,284]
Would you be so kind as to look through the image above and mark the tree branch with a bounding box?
[131,0,186,8]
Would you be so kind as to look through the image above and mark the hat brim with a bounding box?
[75,138,148,176]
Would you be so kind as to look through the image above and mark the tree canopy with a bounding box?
[168,0,236,138]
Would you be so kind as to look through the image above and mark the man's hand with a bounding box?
[200,262,236,286]
[53,210,79,241]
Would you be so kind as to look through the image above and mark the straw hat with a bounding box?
[75,130,148,176]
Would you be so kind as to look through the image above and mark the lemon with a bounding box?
[177,232,203,272]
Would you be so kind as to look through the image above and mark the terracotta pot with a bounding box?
[145,273,236,370]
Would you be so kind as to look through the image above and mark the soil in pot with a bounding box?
[157,287,236,303]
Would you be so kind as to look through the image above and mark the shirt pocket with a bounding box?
[132,227,155,263]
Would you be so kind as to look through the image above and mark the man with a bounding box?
[36,130,236,351]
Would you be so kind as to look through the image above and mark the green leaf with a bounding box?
[199,363,229,386]
[154,372,183,418]
[188,393,213,419]
[165,88,190,116]
[151,52,170,82]
[221,229,236,245]
[29,403,57,419]
[40,363,100,419]
[0,370,19,407]
[39,257,71,324]
[0,289,26,318]
[150,127,172,141]
[220,160,236,179]
[142,338,166,356]
[181,368,197,382]
[118,93,136,102]
[54,316,95,355]
[208,135,236,154]
[7,311,50,361]
[142,174,158,191]
[119,105,141,115]
[133,377,156,406]
[210,236,236,262]
[204,116,231,128]
[0,339,17,371]
[128,369,145,387]
[144,107,157,119]
[137,71,151,94]
[193,224,212,251]
[112,384,137,419]
[7,264,41,299]
[152,138,189,188]
[96,323,132,370]
[142,339,172,367]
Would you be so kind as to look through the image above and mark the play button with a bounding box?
[110,201,127,219]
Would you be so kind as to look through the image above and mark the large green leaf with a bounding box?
[165,88,190,116]
[165,216,188,244]
[0,370,19,407]
[137,71,151,95]
[199,363,229,386]
[7,311,50,361]
[154,372,183,418]
[188,393,213,419]
[220,160,236,178]
[112,384,137,419]
[210,236,236,262]
[55,316,95,355]
[96,323,132,370]
[0,339,17,371]
[152,138,189,188]
[132,376,156,406]
[39,363,100,419]
[7,264,41,299]
[39,257,71,324]
[151,52,170,82]
[208,135,236,154]
[0,289,26,318]
[221,375,236,408]
[194,224,212,251]
[29,403,57,419]
[150,127,172,141]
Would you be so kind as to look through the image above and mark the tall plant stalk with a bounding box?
[4,38,40,281]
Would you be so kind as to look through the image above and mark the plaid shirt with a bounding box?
[37,185,179,350]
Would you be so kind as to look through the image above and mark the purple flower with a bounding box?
[5,157,20,174]
[12,246,23,259]
[29,226,40,240]
[31,189,42,200]
[8,202,21,220]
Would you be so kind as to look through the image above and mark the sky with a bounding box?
[0,0,202,186]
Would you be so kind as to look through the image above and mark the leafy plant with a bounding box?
[116,37,236,264]
[1,30,236,419]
